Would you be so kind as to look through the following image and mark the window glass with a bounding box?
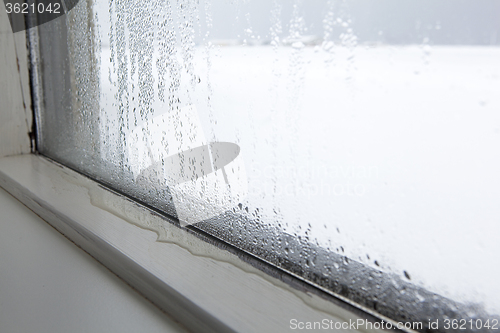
[37,0,500,325]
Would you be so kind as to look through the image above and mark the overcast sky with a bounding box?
[97,0,500,46]
[205,0,500,45]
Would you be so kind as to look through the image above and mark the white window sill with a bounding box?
[0,186,187,333]
[0,153,387,333]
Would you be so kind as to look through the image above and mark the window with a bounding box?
[22,0,500,330]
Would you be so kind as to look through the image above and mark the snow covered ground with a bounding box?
[99,43,500,313]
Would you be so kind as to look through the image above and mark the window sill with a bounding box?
[0,153,385,333]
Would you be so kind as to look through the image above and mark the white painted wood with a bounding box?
[0,154,386,333]
[0,187,187,333]
[0,6,32,158]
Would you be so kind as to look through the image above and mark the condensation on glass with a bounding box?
[36,0,500,327]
